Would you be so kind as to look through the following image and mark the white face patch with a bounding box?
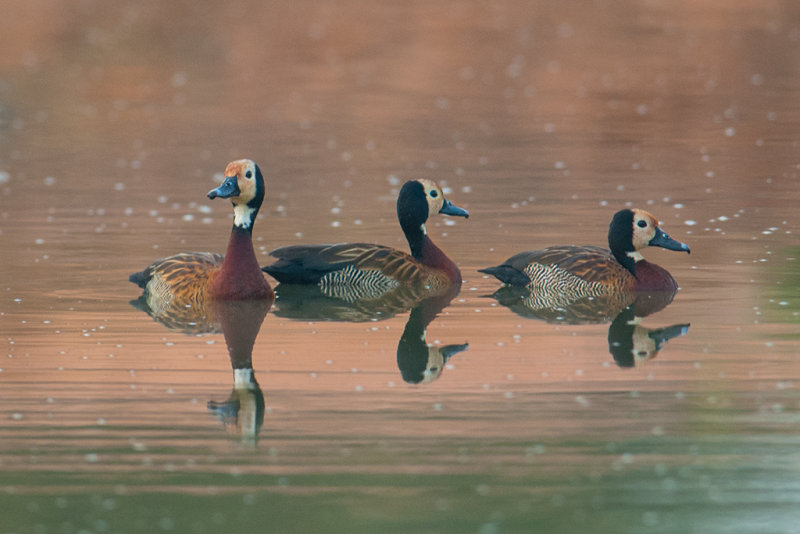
[420,223,427,235]
[418,179,445,214]
[233,204,256,229]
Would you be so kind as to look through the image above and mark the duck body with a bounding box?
[263,179,468,300]
[130,159,274,308]
[480,209,689,299]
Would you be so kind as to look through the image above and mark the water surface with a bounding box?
[1,2,800,533]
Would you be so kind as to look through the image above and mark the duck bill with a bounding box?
[208,176,240,199]
[650,323,691,351]
[649,227,690,253]
[439,199,469,218]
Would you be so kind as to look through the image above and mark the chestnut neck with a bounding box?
[210,225,273,300]
[631,260,678,292]
[418,234,462,284]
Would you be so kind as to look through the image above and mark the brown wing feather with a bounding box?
[132,252,224,305]
[339,244,436,285]
[268,243,443,286]
[507,245,632,286]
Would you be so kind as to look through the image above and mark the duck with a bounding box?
[479,208,690,297]
[129,159,274,309]
[263,179,469,299]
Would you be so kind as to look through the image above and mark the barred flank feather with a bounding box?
[319,265,400,302]
[523,263,610,307]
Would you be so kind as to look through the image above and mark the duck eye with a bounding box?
[245,170,253,179]
[429,190,439,198]
[637,220,647,228]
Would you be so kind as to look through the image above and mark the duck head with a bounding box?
[397,179,468,240]
[208,159,265,232]
[608,208,690,275]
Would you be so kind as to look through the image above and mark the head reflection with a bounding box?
[130,296,271,444]
[396,294,469,384]
[607,306,689,367]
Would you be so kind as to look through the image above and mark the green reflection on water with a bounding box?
[3,430,800,534]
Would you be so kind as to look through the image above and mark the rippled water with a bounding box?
[2,2,800,533]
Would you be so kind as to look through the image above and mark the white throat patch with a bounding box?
[627,251,645,262]
[420,223,427,235]
[233,368,255,387]
[233,204,255,229]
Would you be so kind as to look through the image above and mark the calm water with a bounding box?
[2,1,800,533]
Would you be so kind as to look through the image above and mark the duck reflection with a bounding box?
[130,296,270,444]
[272,282,450,322]
[397,288,469,384]
[607,306,689,367]
[487,287,689,366]
[274,283,468,383]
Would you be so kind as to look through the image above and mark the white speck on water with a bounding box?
[331,221,340,227]
[11,412,23,420]
[34,238,44,245]
[171,71,188,87]
[43,176,56,186]
[0,171,9,183]
[636,104,648,115]
[751,73,764,86]
[685,220,697,226]
[724,127,736,137]
[85,453,99,463]
[182,214,194,222]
